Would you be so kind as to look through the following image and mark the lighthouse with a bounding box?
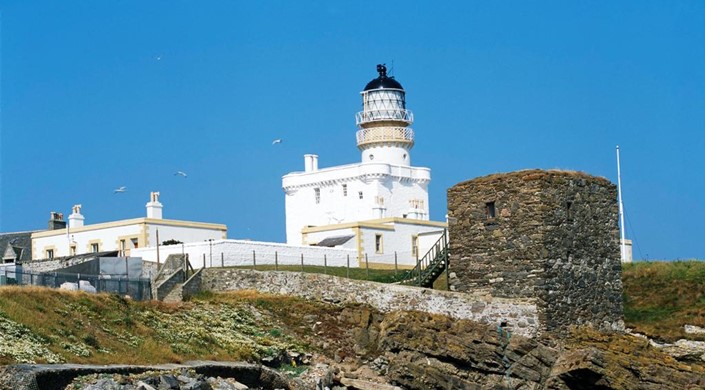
[356,64,415,166]
[283,65,443,251]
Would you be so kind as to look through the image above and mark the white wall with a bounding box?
[33,224,143,259]
[146,224,225,248]
[301,220,445,268]
[132,239,357,269]
[358,222,444,267]
[283,162,431,245]
[32,220,226,260]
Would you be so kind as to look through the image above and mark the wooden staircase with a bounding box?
[398,229,449,288]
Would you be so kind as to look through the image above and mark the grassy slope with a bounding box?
[622,261,705,342]
[0,287,306,365]
[1,261,704,364]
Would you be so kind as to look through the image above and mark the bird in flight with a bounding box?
[174,171,188,178]
[272,138,282,145]
[114,186,127,194]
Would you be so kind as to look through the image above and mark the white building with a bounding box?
[31,192,227,260]
[283,65,446,266]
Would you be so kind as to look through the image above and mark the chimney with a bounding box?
[48,211,66,230]
[304,154,319,173]
[68,204,85,228]
[146,191,163,219]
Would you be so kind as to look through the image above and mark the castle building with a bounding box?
[282,65,445,266]
[447,170,624,334]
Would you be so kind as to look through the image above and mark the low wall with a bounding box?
[200,269,540,338]
[18,257,96,274]
[0,361,289,390]
[182,268,203,299]
[132,239,358,269]
[154,270,184,301]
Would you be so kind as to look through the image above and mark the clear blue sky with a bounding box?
[1,1,703,260]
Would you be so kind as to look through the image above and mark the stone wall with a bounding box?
[182,268,203,298]
[19,256,98,274]
[447,170,624,334]
[198,268,539,338]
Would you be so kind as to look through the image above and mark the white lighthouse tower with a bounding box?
[356,64,415,166]
[283,65,442,252]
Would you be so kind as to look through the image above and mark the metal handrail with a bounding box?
[356,127,415,145]
[356,109,414,125]
[398,229,449,287]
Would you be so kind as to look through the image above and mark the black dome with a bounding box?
[363,64,404,91]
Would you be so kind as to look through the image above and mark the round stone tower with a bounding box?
[355,64,414,166]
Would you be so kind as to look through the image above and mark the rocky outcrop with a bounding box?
[328,309,705,389]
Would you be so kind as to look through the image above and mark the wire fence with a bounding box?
[0,268,152,300]
[179,249,431,285]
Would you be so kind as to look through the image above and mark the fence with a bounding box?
[0,268,152,300]
[156,248,449,287]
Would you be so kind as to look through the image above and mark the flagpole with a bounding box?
[616,145,627,263]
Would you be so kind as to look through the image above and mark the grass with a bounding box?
[1,260,704,365]
[0,286,305,365]
[622,260,705,342]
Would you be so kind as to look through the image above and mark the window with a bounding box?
[485,201,496,219]
[342,184,348,197]
[358,191,363,200]
[375,234,383,254]
[411,235,419,259]
[120,239,126,256]
[314,188,321,204]
[46,249,54,259]
[91,243,99,253]
[70,246,76,256]
[131,238,139,248]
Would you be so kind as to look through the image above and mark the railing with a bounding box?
[356,109,414,125]
[0,268,152,300]
[398,229,449,288]
[356,127,415,146]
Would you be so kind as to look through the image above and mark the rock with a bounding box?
[229,379,249,390]
[136,381,157,390]
[158,374,180,389]
[181,380,211,390]
[659,339,705,362]
[83,378,121,390]
[339,377,402,390]
[343,371,358,379]
[685,325,705,335]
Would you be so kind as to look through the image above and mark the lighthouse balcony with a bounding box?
[356,127,414,146]
[355,109,414,126]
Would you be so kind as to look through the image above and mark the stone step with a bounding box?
[162,283,183,303]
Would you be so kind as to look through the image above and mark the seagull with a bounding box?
[174,171,188,178]
[272,138,282,145]
[114,186,127,194]
[155,55,162,61]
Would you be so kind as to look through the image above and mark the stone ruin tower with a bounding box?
[447,169,624,335]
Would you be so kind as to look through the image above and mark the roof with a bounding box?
[0,231,36,262]
[314,235,355,247]
[451,169,612,188]
[364,76,404,91]
[363,64,404,91]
